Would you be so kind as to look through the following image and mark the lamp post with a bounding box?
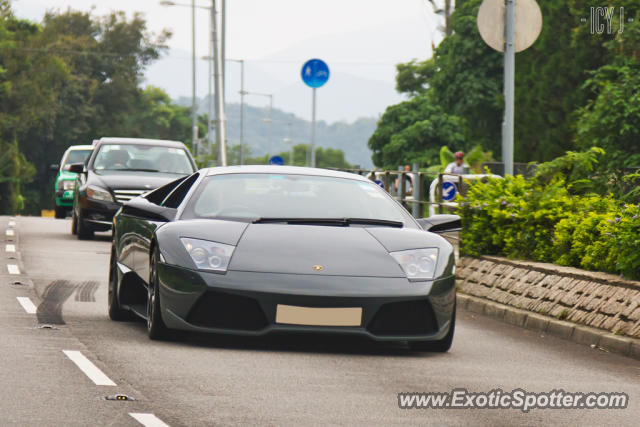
[160,0,199,153]
[227,59,245,164]
[242,91,273,157]
[160,0,227,165]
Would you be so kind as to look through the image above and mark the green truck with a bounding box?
[51,145,94,219]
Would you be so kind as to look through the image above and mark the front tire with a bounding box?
[108,248,132,321]
[147,247,170,340]
[71,209,77,235]
[76,211,94,240]
[409,304,456,353]
[55,205,67,219]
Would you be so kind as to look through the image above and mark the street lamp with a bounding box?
[160,0,227,165]
[242,91,273,156]
[227,59,245,164]
[160,0,202,155]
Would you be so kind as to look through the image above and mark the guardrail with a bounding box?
[329,167,468,219]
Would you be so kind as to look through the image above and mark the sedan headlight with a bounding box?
[390,248,439,281]
[180,237,235,272]
[62,180,75,191]
[87,185,113,202]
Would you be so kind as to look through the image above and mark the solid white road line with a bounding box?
[6,244,15,252]
[129,413,170,427]
[62,350,117,386]
[6,229,14,236]
[7,264,20,275]
[16,297,37,314]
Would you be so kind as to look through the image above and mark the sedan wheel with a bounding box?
[147,248,170,340]
[76,211,94,240]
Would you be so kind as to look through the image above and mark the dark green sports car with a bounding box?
[109,166,458,351]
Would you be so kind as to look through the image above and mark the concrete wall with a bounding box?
[456,256,640,339]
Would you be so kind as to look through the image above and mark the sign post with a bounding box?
[477,0,542,176]
[301,59,330,168]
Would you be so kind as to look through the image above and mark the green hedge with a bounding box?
[459,175,640,280]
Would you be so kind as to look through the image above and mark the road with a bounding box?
[1,216,638,426]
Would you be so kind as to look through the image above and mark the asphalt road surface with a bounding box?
[1,216,638,426]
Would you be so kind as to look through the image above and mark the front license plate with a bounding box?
[275,304,362,327]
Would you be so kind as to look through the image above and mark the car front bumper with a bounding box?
[157,264,456,342]
[55,190,75,207]
[78,197,121,230]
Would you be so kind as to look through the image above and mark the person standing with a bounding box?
[444,151,468,174]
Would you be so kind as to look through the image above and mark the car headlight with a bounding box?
[180,237,235,272]
[390,248,439,281]
[87,185,113,202]
[62,180,75,191]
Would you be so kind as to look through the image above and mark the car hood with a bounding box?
[92,170,185,191]
[156,220,452,278]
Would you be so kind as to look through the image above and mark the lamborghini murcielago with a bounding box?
[108,166,458,351]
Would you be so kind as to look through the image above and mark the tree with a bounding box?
[368,92,465,168]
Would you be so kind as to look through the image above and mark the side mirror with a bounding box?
[417,214,461,233]
[121,197,176,222]
[50,164,60,171]
[67,163,85,174]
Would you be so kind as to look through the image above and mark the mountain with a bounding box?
[178,97,376,168]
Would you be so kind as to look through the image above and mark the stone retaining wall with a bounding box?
[456,256,640,339]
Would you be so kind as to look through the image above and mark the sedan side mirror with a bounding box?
[417,214,461,233]
[67,163,85,174]
[50,164,60,171]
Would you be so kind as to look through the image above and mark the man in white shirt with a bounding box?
[444,151,468,174]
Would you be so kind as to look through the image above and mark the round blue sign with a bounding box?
[269,155,285,165]
[301,59,330,88]
[441,182,457,201]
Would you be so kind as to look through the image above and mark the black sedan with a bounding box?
[108,166,458,352]
[70,137,196,239]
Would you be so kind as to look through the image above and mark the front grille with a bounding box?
[367,299,438,336]
[113,189,148,203]
[186,291,269,331]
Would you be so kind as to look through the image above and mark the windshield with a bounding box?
[93,144,194,174]
[63,149,92,169]
[183,173,415,226]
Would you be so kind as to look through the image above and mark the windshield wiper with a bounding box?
[252,217,403,227]
[343,218,404,227]
[122,168,160,172]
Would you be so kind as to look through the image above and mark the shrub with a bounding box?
[460,175,640,279]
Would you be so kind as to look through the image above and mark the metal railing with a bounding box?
[329,167,468,219]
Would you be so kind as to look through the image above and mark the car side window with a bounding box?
[145,176,188,205]
[162,173,200,209]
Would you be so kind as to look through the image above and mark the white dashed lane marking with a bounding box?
[6,244,15,252]
[6,229,14,237]
[129,413,170,427]
[62,350,117,386]
[16,297,37,314]
[7,264,20,275]
[8,220,15,227]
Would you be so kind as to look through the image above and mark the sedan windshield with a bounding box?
[93,144,194,174]
[63,149,92,168]
[183,173,415,227]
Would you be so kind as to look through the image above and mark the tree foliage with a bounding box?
[0,4,195,214]
[371,0,640,172]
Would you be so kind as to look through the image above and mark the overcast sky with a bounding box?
[11,0,444,122]
[11,0,440,63]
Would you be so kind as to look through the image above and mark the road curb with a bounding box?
[457,293,640,361]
